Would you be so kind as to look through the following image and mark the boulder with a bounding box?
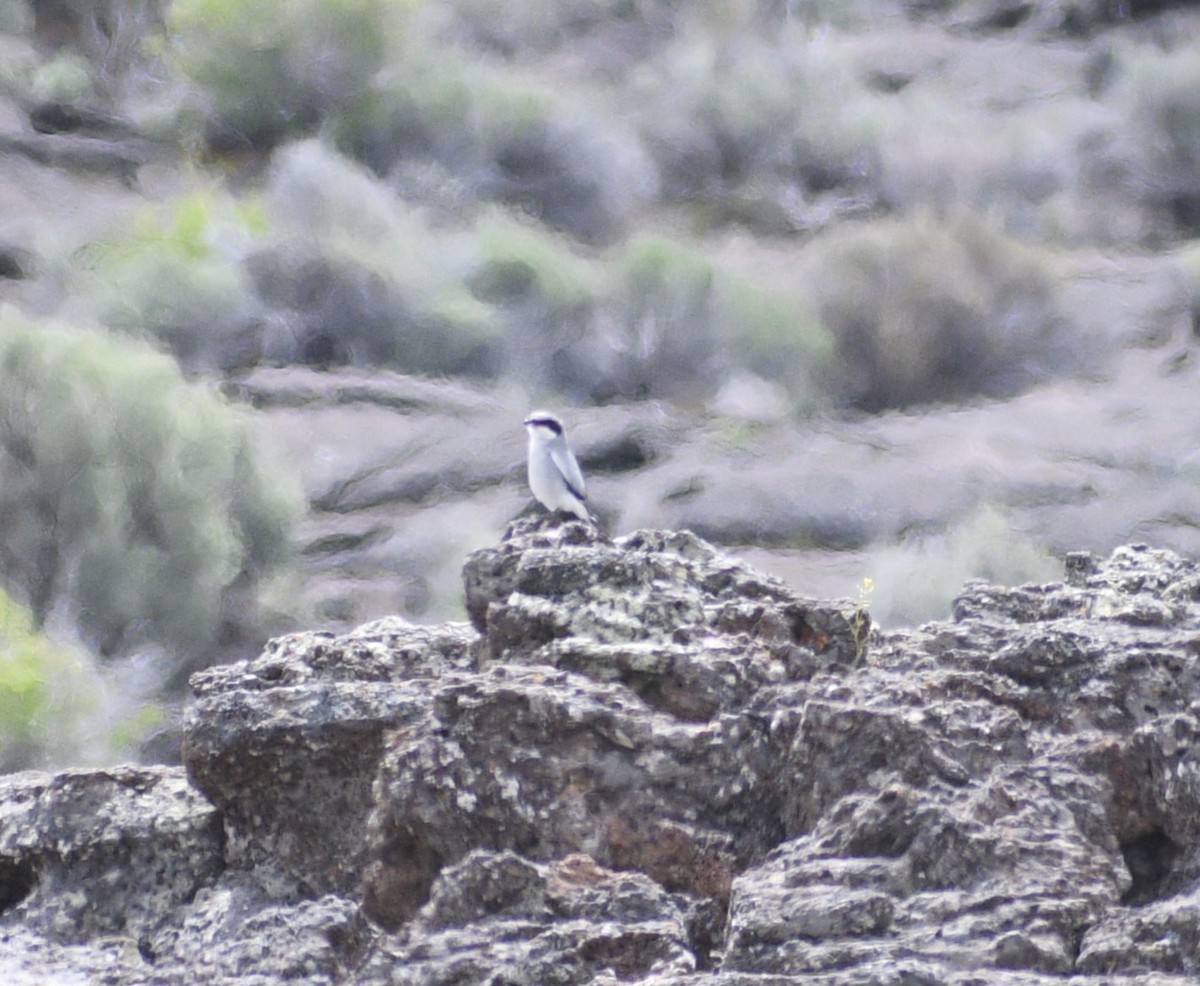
[0,765,221,943]
[356,850,696,985]
[183,617,475,895]
[366,519,864,927]
[6,533,1200,984]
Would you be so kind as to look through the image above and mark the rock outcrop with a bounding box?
[4,520,1200,983]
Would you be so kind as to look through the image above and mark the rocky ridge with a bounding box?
[3,517,1200,983]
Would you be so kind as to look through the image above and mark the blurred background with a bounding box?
[1,0,1199,770]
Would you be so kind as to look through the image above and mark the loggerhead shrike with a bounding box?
[524,410,590,522]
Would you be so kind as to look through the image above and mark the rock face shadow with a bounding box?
[0,857,35,915]
[1120,829,1181,905]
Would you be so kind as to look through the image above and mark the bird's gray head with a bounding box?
[524,410,564,438]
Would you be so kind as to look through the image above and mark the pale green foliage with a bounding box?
[470,75,657,243]
[602,237,723,400]
[0,586,164,771]
[544,235,832,405]
[1127,43,1200,232]
[611,237,831,407]
[28,52,96,103]
[259,140,502,373]
[868,506,1058,628]
[0,588,56,767]
[804,213,1069,410]
[473,214,603,313]
[69,141,828,405]
[332,48,476,172]
[0,0,31,32]
[0,309,300,665]
[627,24,878,202]
[420,0,638,53]
[721,278,832,411]
[339,51,656,243]
[468,214,603,383]
[81,190,264,370]
[167,0,406,148]
[265,141,443,282]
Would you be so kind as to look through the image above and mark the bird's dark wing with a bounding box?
[550,443,586,502]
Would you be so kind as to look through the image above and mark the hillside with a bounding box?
[0,0,1199,766]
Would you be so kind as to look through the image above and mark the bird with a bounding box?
[524,409,590,522]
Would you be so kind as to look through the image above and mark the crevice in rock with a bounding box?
[0,857,36,914]
[1119,829,1181,905]
[1067,922,1086,971]
[627,673,717,723]
[683,894,727,971]
[363,819,447,931]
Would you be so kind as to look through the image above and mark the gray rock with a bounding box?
[145,877,367,985]
[356,850,695,985]
[0,130,155,181]
[0,765,222,946]
[1077,886,1200,975]
[183,618,475,895]
[10,536,1200,984]
[361,660,781,929]
[464,518,869,696]
[0,926,138,985]
[362,518,866,928]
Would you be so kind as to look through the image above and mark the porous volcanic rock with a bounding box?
[0,765,222,944]
[183,617,476,895]
[463,518,867,713]
[364,517,864,927]
[356,850,698,984]
[0,765,224,983]
[7,533,1200,984]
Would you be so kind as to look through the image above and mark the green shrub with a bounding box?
[255,140,502,374]
[464,213,600,387]
[166,0,402,151]
[481,83,657,243]
[0,0,31,32]
[626,25,878,207]
[0,587,57,768]
[334,53,477,177]
[472,214,602,311]
[585,237,724,402]
[1127,44,1200,234]
[79,143,525,378]
[0,587,161,771]
[336,56,656,243]
[537,235,832,406]
[720,278,833,412]
[803,213,1071,410]
[868,505,1057,627]
[27,51,96,103]
[424,0,643,55]
[0,308,301,673]
[79,190,265,371]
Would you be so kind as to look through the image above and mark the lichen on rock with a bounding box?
[6,532,1200,983]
